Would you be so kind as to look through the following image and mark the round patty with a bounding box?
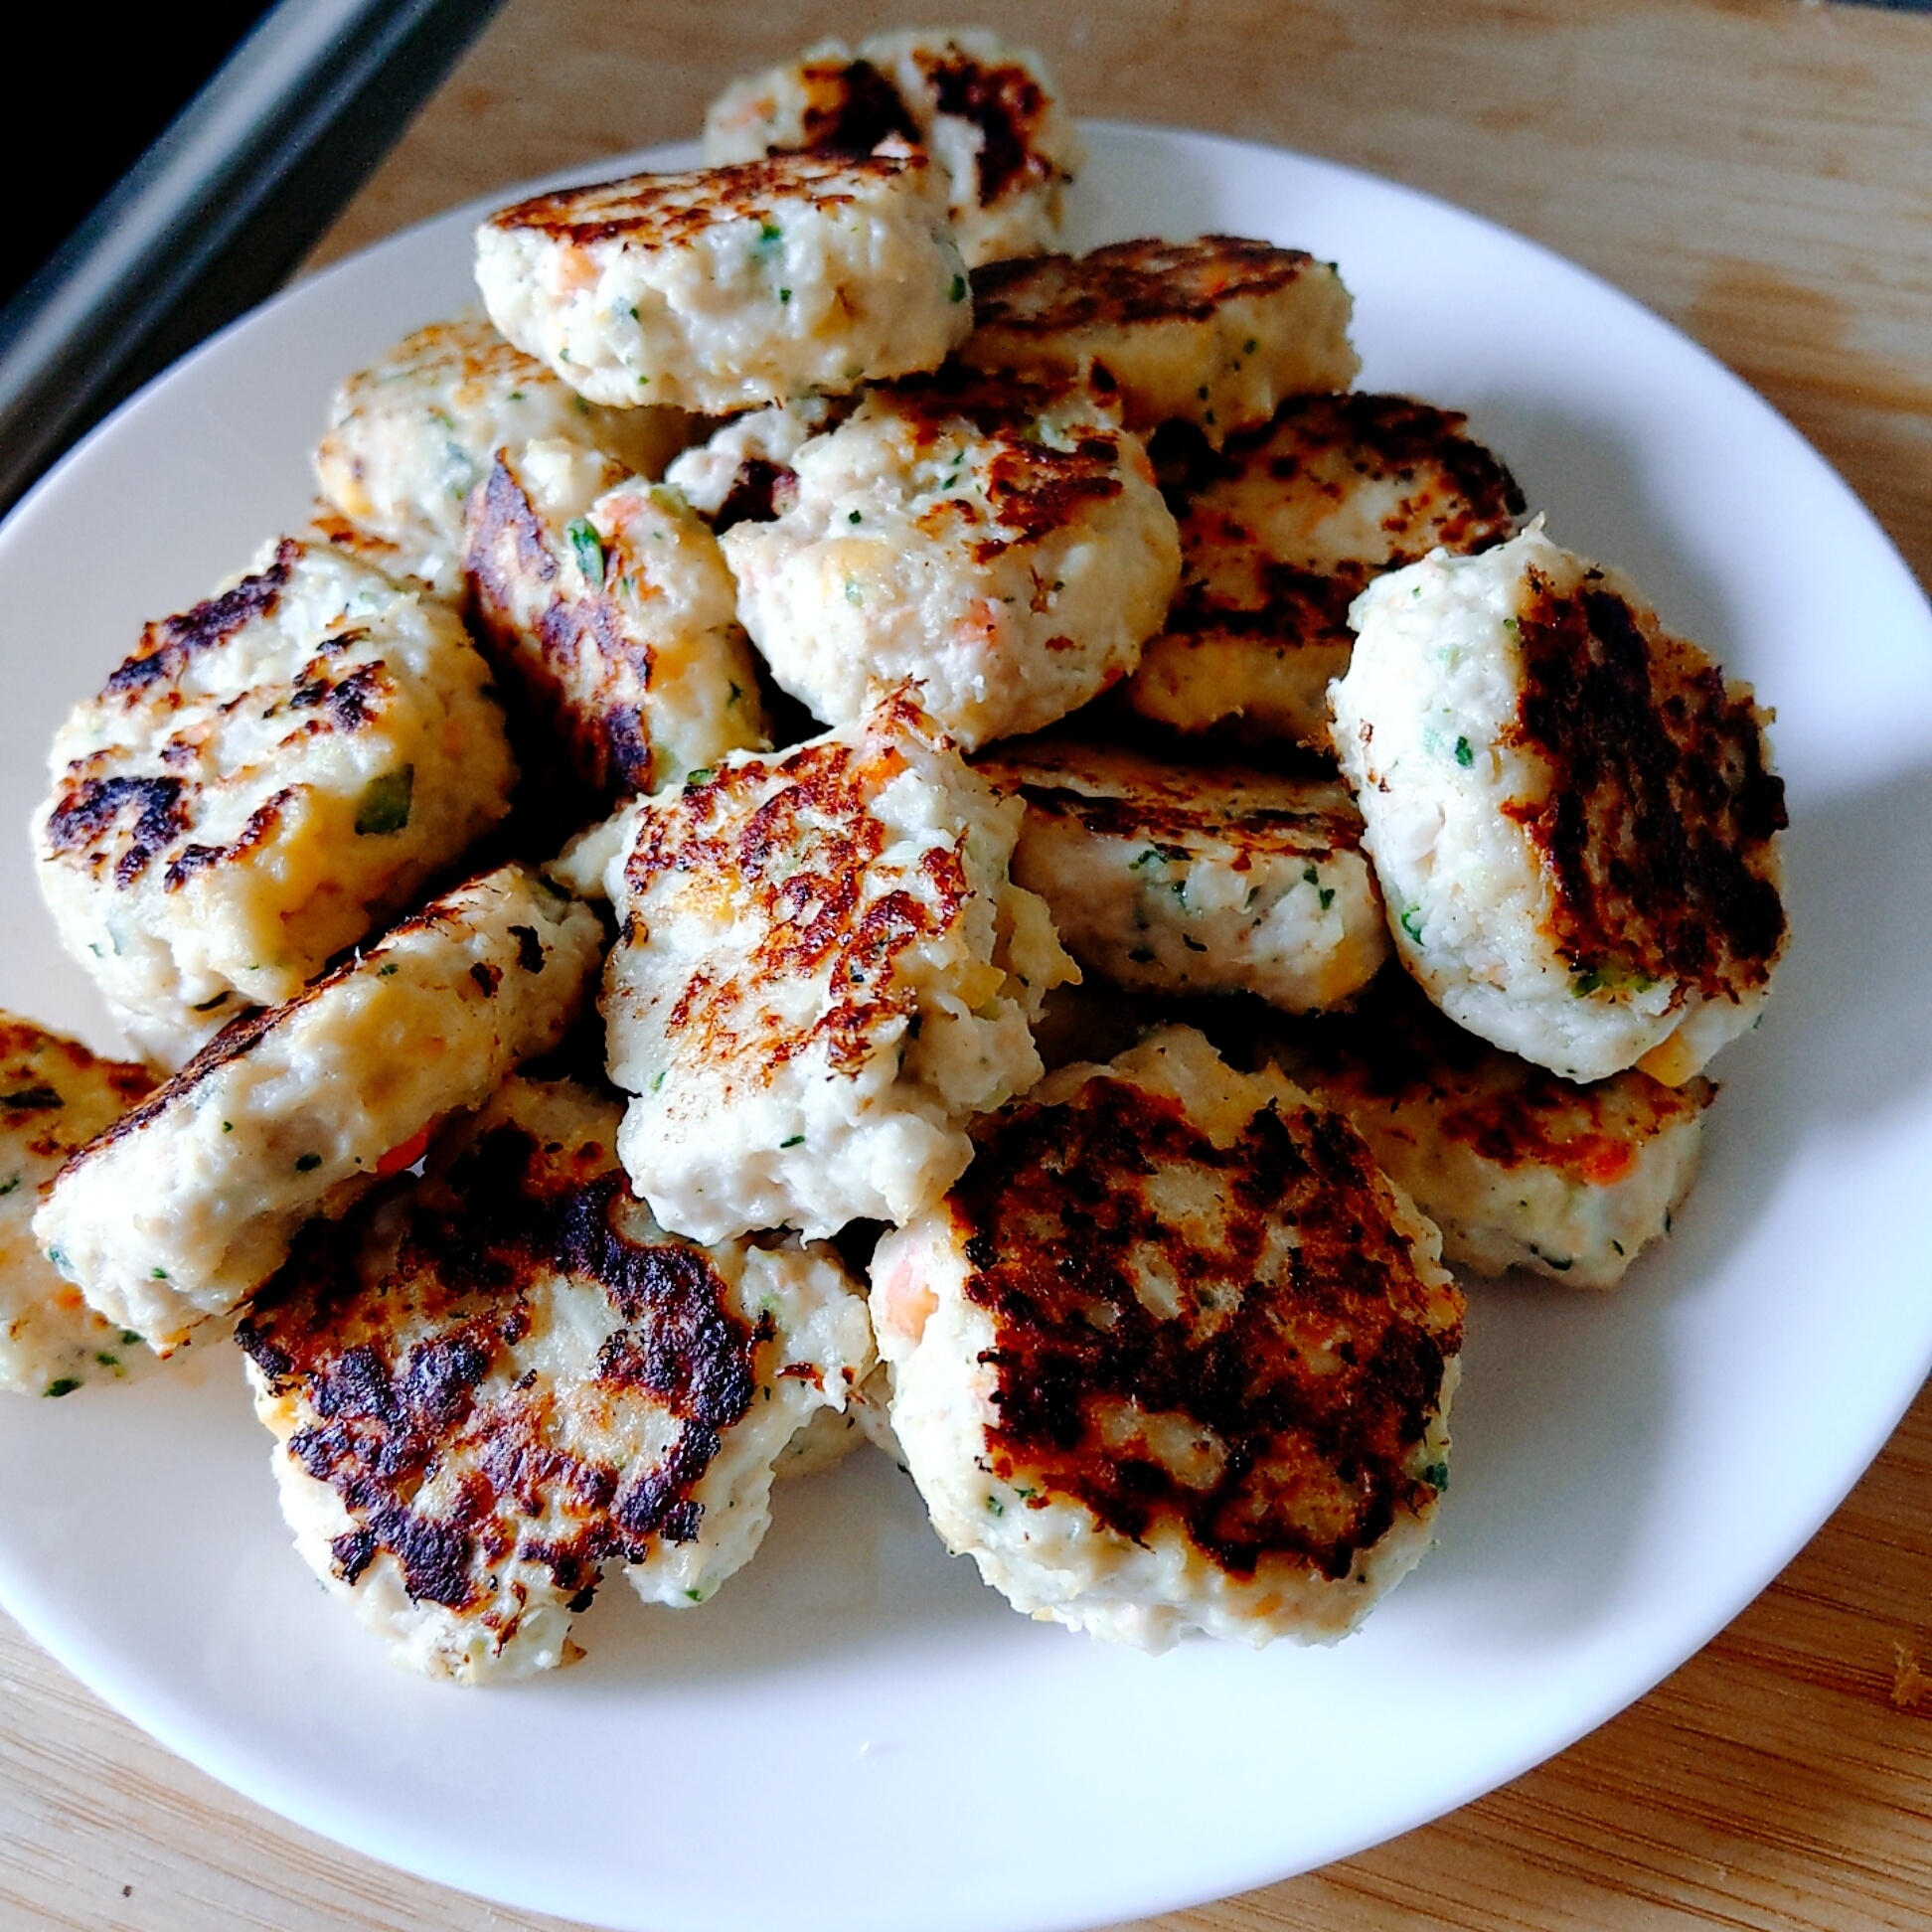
[1333,525,1787,1083]
[241,1077,872,1682]
[872,1025,1463,1651]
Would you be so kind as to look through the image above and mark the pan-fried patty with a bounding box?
[313,312,692,597]
[241,1077,872,1682]
[601,686,1075,1244]
[33,536,516,1067]
[871,1025,1462,1651]
[1126,393,1524,746]
[720,370,1180,749]
[974,738,1386,1012]
[475,150,971,415]
[464,438,768,795]
[35,864,602,1351]
[1333,525,1788,1083]
[704,30,1082,267]
[1255,972,1714,1287]
[959,238,1359,446]
[0,1018,157,1397]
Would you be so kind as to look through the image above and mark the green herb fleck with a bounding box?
[778,287,791,303]
[120,1331,140,1346]
[1611,1238,1626,1256]
[780,1134,805,1148]
[844,578,863,606]
[1399,904,1424,943]
[759,220,781,242]
[377,963,399,978]
[949,273,967,302]
[726,682,743,705]
[848,509,863,524]
[1319,886,1335,910]
[151,1267,168,1280]
[1243,337,1258,354]
[684,767,714,788]
[1421,1460,1450,1492]
[354,765,414,836]
[652,1069,668,1093]
[986,1495,1005,1517]
[566,517,604,583]
[0,1175,18,1198]
[44,1377,81,1399]
[1454,736,1474,767]
[294,1153,323,1173]
[96,1352,120,1369]
[1181,933,1207,952]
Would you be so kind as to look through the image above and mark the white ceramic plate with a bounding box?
[1,125,1929,1932]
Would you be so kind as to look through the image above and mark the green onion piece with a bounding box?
[354,765,414,836]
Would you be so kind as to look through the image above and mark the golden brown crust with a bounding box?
[975,741,1365,860]
[1164,394,1526,653]
[899,42,1065,208]
[757,54,920,156]
[0,1022,152,1169]
[59,870,569,1176]
[971,237,1328,332]
[42,545,307,890]
[950,1071,1462,1582]
[867,369,1127,561]
[486,151,934,246]
[239,1111,769,1611]
[1268,972,1713,1186]
[1504,571,1787,998]
[465,456,658,795]
[623,689,965,1081]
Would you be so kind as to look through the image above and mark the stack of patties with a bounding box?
[13,23,1794,1685]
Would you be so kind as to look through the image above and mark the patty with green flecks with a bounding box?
[239,1076,871,1683]
[0,1015,157,1398]
[33,535,515,1067]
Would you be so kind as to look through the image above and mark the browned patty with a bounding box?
[950,1062,1463,1583]
[755,54,920,156]
[619,688,969,1082]
[894,40,1064,208]
[864,367,1131,560]
[1506,568,1787,1001]
[0,1022,152,1159]
[1261,970,1713,1188]
[465,455,659,795]
[1165,391,1525,650]
[239,1093,771,1618]
[976,737,1368,859]
[484,150,930,246]
[970,236,1331,333]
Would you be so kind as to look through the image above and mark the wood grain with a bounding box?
[6,3,1931,1927]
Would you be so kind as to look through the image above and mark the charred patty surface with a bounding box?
[873,1026,1461,1649]
[1127,393,1524,746]
[241,1077,869,1681]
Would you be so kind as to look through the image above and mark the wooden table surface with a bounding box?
[5,2,1931,1927]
